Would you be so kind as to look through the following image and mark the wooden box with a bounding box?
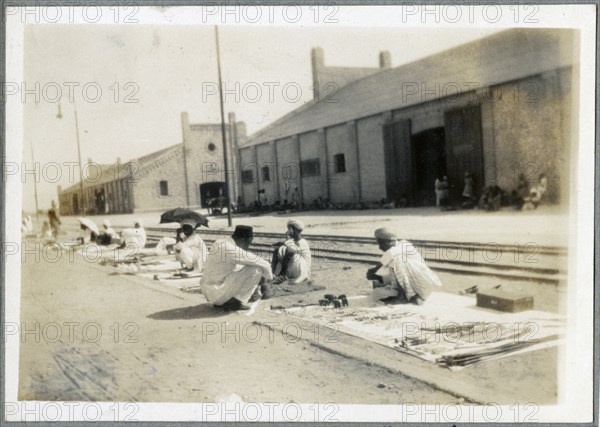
[476,289,534,313]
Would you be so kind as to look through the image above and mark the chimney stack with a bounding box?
[311,47,325,100]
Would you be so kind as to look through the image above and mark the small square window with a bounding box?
[261,166,271,182]
[159,180,169,196]
[242,170,254,184]
[334,154,346,173]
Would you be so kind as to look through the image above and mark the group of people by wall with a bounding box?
[435,172,549,212]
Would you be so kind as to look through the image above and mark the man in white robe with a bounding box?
[271,219,311,284]
[120,219,146,251]
[201,225,273,311]
[367,228,441,305]
[174,219,208,272]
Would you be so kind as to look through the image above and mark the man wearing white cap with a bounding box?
[367,227,441,305]
[174,219,208,272]
[271,219,311,284]
[119,219,147,252]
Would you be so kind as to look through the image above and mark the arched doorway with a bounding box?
[199,182,228,210]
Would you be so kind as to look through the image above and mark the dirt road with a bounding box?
[19,252,461,405]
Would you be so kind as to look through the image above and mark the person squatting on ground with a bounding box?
[271,219,312,284]
[98,219,119,245]
[174,219,208,272]
[366,228,441,305]
[119,219,147,252]
[77,219,98,245]
[200,225,273,311]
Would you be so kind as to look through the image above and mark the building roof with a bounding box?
[241,28,576,148]
[136,143,182,166]
[60,161,135,194]
[61,143,183,194]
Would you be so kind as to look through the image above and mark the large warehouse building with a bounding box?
[237,29,576,208]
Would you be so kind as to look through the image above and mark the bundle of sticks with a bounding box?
[436,334,561,367]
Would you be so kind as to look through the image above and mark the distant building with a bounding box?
[237,29,575,207]
[58,112,245,215]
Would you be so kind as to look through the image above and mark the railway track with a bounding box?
[141,227,567,285]
[57,223,566,284]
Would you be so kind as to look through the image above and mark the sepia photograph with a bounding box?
[3,4,597,423]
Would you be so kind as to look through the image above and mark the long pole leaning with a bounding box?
[215,26,233,227]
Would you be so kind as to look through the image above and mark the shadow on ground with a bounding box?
[147,304,229,320]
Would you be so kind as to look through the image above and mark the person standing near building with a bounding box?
[47,200,61,239]
[271,219,312,284]
[434,178,443,207]
[174,219,208,272]
[366,228,441,305]
[439,176,449,210]
[462,171,475,209]
[200,225,273,311]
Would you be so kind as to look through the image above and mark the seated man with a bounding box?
[174,219,208,272]
[119,219,147,251]
[98,219,119,245]
[271,219,311,284]
[200,225,273,311]
[366,228,441,305]
[77,221,98,245]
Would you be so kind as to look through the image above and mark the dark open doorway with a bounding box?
[412,127,447,206]
[199,182,227,210]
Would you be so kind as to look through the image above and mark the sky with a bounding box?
[20,21,500,212]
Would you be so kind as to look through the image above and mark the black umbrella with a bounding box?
[160,208,209,228]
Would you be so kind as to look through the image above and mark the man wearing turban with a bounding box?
[367,228,441,305]
[271,219,312,284]
[119,219,147,254]
[174,219,208,272]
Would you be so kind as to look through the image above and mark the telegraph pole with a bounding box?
[29,141,39,220]
[215,25,233,227]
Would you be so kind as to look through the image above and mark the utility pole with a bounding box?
[29,141,39,220]
[215,25,233,227]
[57,98,85,214]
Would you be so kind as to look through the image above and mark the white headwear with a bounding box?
[287,219,304,231]
[103,219,111,227]
[374,228,397,241]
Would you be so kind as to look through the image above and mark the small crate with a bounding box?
[476,289,534,313]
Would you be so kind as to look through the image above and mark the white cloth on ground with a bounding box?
[378,240,441,300]
[201,238,273,305]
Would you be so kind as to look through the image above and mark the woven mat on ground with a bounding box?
[268,280,326,299]
[271,292,565,370]
[139,271,202,288]
[178,280,326,297]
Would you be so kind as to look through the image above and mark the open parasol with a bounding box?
[160,208,209,228]
[78,217,100,235]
